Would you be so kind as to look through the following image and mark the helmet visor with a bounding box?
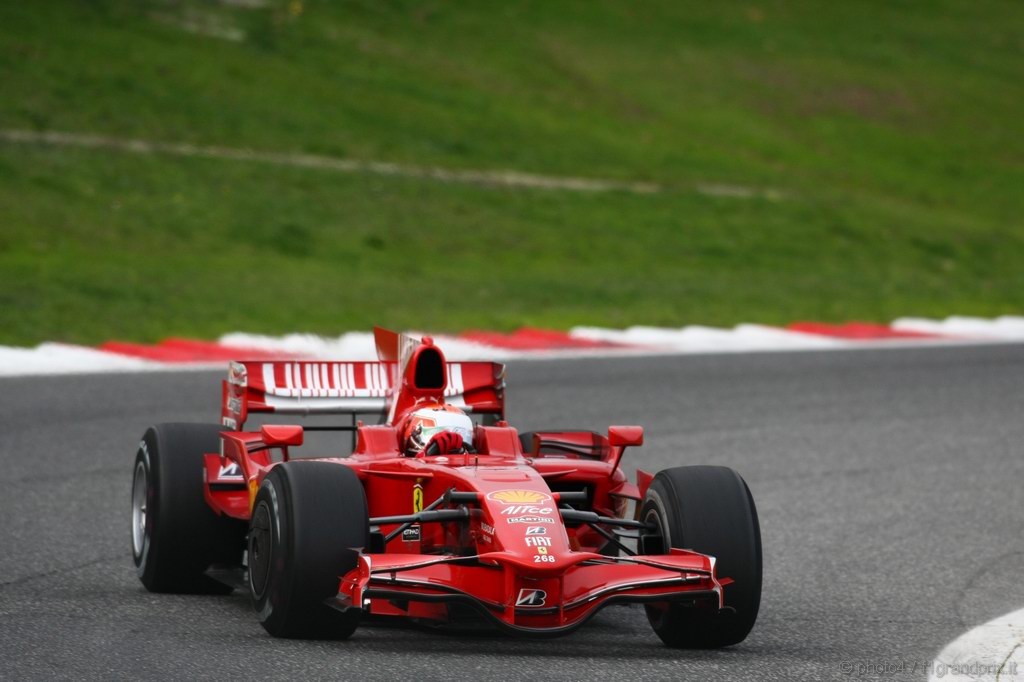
[417,424,474,447]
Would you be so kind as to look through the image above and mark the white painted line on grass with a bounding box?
[1,129,662,194]
[0,128,789,199]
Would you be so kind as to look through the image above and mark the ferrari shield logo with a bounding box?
[515,589,547,607]
[413,483,424,513]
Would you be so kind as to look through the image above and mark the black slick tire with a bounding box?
[639,465,762,648]
[131,423,246,593]
[248,461,368,639]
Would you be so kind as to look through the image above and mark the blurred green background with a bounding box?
[1,0,1021,345]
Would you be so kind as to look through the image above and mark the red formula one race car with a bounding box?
[130,329,761,647]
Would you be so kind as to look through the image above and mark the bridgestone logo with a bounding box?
[217,462,243,480]
[516,589,547,607]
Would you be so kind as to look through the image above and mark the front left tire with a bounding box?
[639,465,762,648]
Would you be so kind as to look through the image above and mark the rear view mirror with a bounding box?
[261,424,304,447]
[608,425,643,447]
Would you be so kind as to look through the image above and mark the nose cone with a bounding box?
[481,487,573,569]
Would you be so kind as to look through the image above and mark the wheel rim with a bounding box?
[248,501,273,598]
[640,504,667,555]
[641,504,672,627]
[131,460,148,558]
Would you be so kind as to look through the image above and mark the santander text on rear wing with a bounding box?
[221,360,506,430]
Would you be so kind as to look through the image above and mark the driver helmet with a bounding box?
[403,403,474,454]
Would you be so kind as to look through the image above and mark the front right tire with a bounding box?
[249,461,369,639]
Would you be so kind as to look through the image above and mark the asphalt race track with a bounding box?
[2,344,1023,681]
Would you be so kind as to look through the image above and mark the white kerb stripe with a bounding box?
[928,606,1024,681]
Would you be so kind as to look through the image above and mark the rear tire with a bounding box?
[131,423,246,593]
[639,465,762,648]
[249,461,369,639]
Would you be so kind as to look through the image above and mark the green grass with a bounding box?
[1,0,1022,345]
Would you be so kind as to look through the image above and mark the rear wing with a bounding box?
[221,360,505,430]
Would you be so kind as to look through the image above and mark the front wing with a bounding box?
[332,549,724,635]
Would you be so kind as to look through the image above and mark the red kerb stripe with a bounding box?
[98,338,295,362]
[459,327,628,350]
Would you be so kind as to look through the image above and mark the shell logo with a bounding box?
[486,489,552,504]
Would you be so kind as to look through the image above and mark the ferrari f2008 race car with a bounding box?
[130,328,761,647]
